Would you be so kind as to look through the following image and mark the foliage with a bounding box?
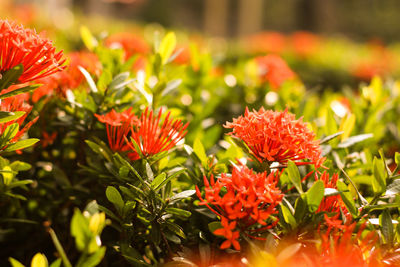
[1,9,400,267]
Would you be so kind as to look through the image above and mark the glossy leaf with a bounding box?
[306,180,324,212]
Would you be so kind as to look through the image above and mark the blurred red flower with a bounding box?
[95,108,138,153]
[316,222,380,267]
[290,31,320,57]
[245,32,287,54]
[127,108,188,160]
[255,54,296,88]
[0,20,65,85]
[225,108,324,167]
[33,51,102,102]
[317,171,351,229]
[196,165,283,250]
[105,32,149,60]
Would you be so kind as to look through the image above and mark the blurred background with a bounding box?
[3,0,400,41]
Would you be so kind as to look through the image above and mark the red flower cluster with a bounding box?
[317,172,351,228]
[0,20,65,85]
[225,108,325,167]
[255,54,295,88]
[316,222,380,267]
[96,107,188,160]
[196,165,283,250]
[0,95,38,148]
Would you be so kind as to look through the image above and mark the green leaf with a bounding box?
[49,259,62,267]
[287,161,303,194]
[145,162,154,181]
[71,209,90,252]
[165,208,191,218]
[85,140,112,162]
[0,84,40,100]
[79,67,98,93]
[9,257,25,267]
[386,179,400,196]
[165,221,185,239]
[336,180,358,217]
[294,196,307,222]
[281,204,297,228]
[151,173,166,189]
[169,190,196,202]
[305,180,325,213]
[372,156,387,196]
[159,32,176,64]
[0,111,25,123]
[324,109,338,136]
[395,152,400,166]
[164,232,181,244]
[0,123,19,147]
[320,131,343,144]
[337,133,373,148]
[193,138,207,164]
[0,64,24,90]
[380,209,394,245]
[105,186,124,213]
[3,138,39,152]
[76,247,106,267]
[80,26,98,51]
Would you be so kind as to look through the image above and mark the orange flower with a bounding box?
[0,95,38,147]
[225,108,325,167]
[316,172,352,231]
[0,20,65,85]
[95,108,138,153]
[255,54,296,88]
[33,51,102,101]
[316,222,380,267]
[127,108,188,160]
[245,32,287,54]
[105,32,149,60]
[196,165,283,250]
[290,31,320,57]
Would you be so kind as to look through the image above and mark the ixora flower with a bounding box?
[225,107,325,167]
[0,95,38,146]
[316,222,380,267]
[96,108,188,161]
[95,108,139,153]
[317,171,351,229]
[127,108,188,160]
[196,165,283,250]
[0,20,65,85]
[255,54,295,88]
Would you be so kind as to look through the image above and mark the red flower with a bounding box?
[255,54,296,88]
[33,51,102,102]
[105,32,149,60]
[245,32,287,54]
[225,108,325,167]
[290,31,320,57]
[0,95,38,148]
[316,222,380,267]
[95,108,138,153]
[214,218,241,250]
[127,108,188,160]
[196,165,283,250]
[0,20,65,85]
